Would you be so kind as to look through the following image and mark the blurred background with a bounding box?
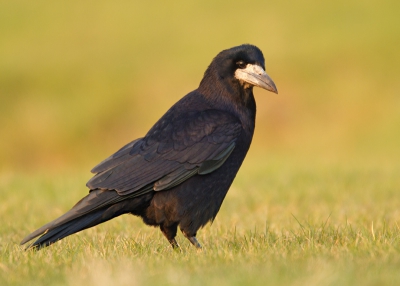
[1,0,399,174]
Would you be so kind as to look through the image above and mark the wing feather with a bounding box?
[86,110,242,196]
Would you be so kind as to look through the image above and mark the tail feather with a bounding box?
[21,187,154,250]
[21,189,121,245]
[27,208,106,249]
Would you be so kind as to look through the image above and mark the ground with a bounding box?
[2,155,400,285]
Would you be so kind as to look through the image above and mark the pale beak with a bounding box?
[235,64,278,94]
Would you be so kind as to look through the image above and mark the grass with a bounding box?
[1,158,400,285]
[1,0,400,285]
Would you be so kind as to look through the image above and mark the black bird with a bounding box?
[21,44,277,250]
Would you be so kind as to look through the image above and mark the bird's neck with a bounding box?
[198,73,256,132]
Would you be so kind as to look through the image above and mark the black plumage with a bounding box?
[21,44,277,250]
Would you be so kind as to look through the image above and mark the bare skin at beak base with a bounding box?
[235,64,278,94]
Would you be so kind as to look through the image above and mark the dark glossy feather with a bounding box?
[87,109,242,195]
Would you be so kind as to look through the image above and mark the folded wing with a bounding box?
[87,109,242,195]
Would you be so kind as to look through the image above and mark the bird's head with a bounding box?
[200,44,278,95]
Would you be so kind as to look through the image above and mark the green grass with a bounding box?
[1,159,400,285]
[1,0,400,285]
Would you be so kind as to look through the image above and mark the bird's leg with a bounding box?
[182,231,202,249]
[169,238,180,249]
[187,236,202,249]
[160,223,180,249]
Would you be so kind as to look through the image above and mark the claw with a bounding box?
[169,238,180,249]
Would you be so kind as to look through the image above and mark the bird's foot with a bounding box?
[169,238,181,250]
[187,236,202,250]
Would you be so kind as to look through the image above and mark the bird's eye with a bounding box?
[236,61,247,69]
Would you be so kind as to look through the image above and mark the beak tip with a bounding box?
[269,83,278,94]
